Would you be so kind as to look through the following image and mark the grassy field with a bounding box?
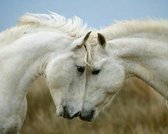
[20,77,168,134]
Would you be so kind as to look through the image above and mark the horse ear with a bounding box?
[75,31,92,49]
[83,31,92,43]
[97,33,106,48]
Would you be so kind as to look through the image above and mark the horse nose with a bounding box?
[62,105,80,119]
[79,109,95,121]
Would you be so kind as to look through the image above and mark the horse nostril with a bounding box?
[62,105,80,119]
[79,109,95,121]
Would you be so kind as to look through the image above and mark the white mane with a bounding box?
[19,12,88,37]
[99,19,168,40]
[0,12,88,46]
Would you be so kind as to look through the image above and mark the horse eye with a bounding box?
[92,69,100,75]
[76,65,85,73]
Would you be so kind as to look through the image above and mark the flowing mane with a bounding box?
[0,12,88,46]
[99,19,168,40]
[19,12,88,37]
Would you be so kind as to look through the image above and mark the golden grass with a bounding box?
[20,77,168,134]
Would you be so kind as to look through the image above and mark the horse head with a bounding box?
[45,31,91,119]
[81,33,126,121]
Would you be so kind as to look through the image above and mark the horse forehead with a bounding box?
[74,48,87,58]
[72,48,87,65]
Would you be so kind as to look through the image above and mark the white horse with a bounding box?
[0,12,91,133]
[78,20,168,121]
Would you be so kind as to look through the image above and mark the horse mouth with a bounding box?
[79,110,95,122]
[60,111,94,122]
[59,110,80,120]
[79,116,93,122]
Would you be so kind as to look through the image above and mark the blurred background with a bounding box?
[1,0,168,134]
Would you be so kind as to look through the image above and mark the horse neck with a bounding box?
[0,25,31,47]
[0,25,62,47]
[0,31,72,111]
[109,33,168,99]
